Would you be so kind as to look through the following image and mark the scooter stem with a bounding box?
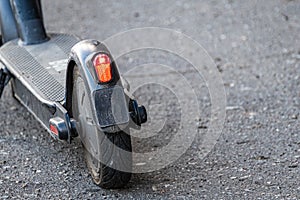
[10,0,48,45]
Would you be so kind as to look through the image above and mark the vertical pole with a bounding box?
[10,0,48,45]
[0,0,18,43]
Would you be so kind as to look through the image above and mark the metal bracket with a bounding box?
[129,99,147,129]
[0,67,11,98]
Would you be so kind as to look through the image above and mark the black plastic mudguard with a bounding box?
[94,86,129,128]
[65,40,129,131]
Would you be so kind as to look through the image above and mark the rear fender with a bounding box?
[65,40,129,132]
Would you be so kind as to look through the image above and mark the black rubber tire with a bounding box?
[72,66,132,189]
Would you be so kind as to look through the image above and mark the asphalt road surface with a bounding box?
[1,0,300,199]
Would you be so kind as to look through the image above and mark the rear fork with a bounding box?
[9,76,146,144]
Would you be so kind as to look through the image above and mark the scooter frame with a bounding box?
[0,0,147,143]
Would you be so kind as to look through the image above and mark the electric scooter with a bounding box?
[0,0,147,189]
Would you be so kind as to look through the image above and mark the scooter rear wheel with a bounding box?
[72,66,132,188]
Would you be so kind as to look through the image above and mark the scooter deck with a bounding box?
[0,34,80,102]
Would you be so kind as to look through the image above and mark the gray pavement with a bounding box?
[1,0,299,199]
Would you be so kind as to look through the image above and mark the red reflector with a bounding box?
[93,54,112,83]
[50,124,58,136]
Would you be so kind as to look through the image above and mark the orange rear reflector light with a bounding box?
[93,54,112,83]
